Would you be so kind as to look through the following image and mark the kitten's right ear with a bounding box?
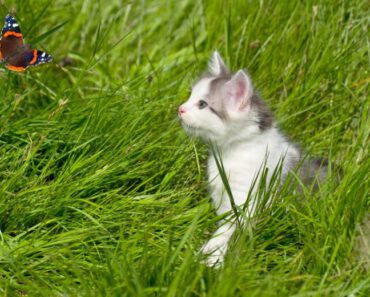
[225,70,253,111]
[208,51,228,76]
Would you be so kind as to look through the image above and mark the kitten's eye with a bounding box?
[198,100,208,109]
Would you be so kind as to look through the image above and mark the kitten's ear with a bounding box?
[208,51,228,76]
[225,70,253,111]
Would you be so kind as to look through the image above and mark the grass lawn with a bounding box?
[0,0,369,296]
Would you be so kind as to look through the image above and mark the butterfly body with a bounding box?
[0,15,52,71]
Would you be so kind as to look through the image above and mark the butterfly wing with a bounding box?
[2,15,23,38]
[5,49,52,72]
[0,15,25,62]
[29,49,53,66]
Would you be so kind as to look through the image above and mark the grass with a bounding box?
[0,0,369,296]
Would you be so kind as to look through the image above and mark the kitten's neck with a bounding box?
[208,125,278,154]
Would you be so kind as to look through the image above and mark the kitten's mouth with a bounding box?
[181,121,194,131]
[179,117,216,140]
[180,120,196,134]
[178,116,190,127]
[181,122,211,141]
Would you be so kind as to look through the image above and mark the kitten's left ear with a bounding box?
[208,51,228,76]
[225,70,253,111]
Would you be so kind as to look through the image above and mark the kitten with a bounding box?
[178,51,327,267]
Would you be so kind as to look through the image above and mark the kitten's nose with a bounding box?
[178,105,186,116]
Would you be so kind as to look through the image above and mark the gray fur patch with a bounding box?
[250,92,274,131]
[296,156,329,187]
[208,76,231,120]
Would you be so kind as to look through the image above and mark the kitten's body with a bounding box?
[179,52,326,266]
[208,127,298,216]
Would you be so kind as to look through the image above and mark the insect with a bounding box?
[0,15,52,72]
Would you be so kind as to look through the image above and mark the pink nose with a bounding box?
[178,105,186,116]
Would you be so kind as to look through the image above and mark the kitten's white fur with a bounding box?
[179,52,300,267]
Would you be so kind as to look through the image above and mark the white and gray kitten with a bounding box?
[178,51,327,267]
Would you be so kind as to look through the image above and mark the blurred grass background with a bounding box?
[0,0,369,296]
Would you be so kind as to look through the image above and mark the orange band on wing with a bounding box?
[3,31,22,38]
[30,50,38,65]
[7,65,26,72]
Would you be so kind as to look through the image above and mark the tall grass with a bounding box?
[0,0,369,296]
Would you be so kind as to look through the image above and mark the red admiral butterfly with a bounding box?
[0,15,52,72]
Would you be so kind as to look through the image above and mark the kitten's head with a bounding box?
[178,51,272,145]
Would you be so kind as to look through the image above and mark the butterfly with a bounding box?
[0,15,52,72]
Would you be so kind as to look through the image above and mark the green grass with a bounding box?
[0,0,369,296]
